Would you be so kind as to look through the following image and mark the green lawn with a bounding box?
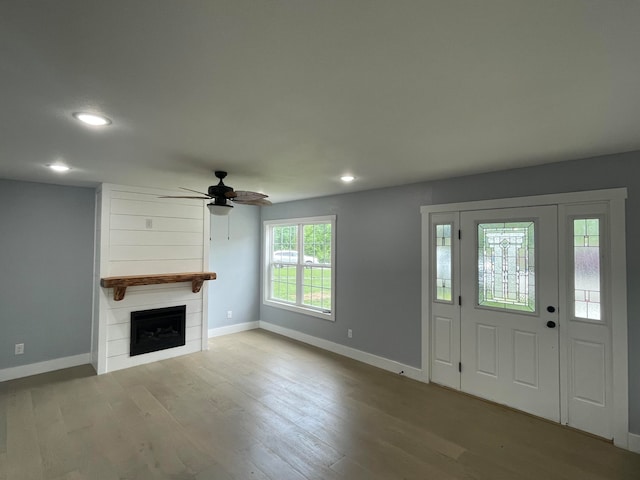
[271,265,332,310]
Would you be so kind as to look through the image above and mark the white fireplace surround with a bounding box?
[92,184,211,374]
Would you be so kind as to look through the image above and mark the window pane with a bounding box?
[271,265,297,304]
[303,223,331,264]
[302,266,332,310]
[574,218,601,320]
[477,221,535,312]
[272,225,298,264]
[435,223,452,301]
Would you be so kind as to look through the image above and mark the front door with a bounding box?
[460,206,560,421]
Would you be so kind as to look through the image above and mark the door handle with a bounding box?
[546,321,557,328]
[547,306,556,313]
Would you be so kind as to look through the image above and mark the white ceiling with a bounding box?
[1,1,639,203]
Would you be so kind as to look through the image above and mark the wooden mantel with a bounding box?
[100,272,217,301]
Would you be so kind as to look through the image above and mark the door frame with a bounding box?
[420,188,629,448]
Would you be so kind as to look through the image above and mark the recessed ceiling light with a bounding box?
[340,175,355,183]
[73,112,112,126]
[47,164,71,173]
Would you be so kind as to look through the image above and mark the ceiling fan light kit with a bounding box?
[207,203,233,216]
[160,170,271,215]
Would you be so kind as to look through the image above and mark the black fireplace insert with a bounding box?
[130,305,186,356]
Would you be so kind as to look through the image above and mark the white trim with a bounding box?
[628,433,640,454]
[95,184,112,374]
[208,321,260,338]
[609,197,629,449]
[420,210,431,382]
[259,321,423,382]
[263,215,336,226]
[420,188,627,215]
[557,205,570,429]
[0,353,92,382]
[90,187,100,371]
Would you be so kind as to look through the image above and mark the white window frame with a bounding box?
[263,215,336,321]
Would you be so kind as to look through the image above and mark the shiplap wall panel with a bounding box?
[110,230,203,246]
[110,215,202,232]
[95,184,210,373]
[105,287,203,310]
[110,198,203,219]
[107,323,129,341]
[109,245,202,261]
[186,325,202,342]
[108,259,203,276]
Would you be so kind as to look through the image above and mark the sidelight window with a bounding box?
[435,223,453,302]
[573,218,602,320]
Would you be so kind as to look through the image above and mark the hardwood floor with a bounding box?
[0,329,638,479]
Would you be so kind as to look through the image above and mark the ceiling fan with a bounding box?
[160,171,271,215]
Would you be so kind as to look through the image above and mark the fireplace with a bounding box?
[130,305,186,356]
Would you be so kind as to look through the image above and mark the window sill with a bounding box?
[263,299,335,322]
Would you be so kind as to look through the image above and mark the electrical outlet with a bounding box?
[15,343,24,355]
[347,329,353,338]
[227,310,233,319]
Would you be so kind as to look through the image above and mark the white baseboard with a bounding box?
[208,321,260,338]
[258,321,423,381]
[0,353,92,382]
[629,433,640,454]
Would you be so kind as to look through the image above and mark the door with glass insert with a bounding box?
[460,206,560,421]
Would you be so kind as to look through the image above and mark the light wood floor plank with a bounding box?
[5,389,42,480]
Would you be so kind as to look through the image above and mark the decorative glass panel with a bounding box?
[477,221,535,312]
[435,224,453,302]
[574,218,601,320]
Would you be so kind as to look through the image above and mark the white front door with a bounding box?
[460,206,560,421]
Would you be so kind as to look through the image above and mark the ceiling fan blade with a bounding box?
[158,195,211,199]
[231,190,268,201]
[180,187,212,197]
[232,197,272,206]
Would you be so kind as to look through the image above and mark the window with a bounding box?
[264,216,335,320]
[573,218,602,320]
[434,223,453,302]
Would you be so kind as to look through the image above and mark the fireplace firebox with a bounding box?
[130,305,186,356]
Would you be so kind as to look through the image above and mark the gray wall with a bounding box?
[209,205,261,330]
[260,150,640,433]
[0,179,95,369]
